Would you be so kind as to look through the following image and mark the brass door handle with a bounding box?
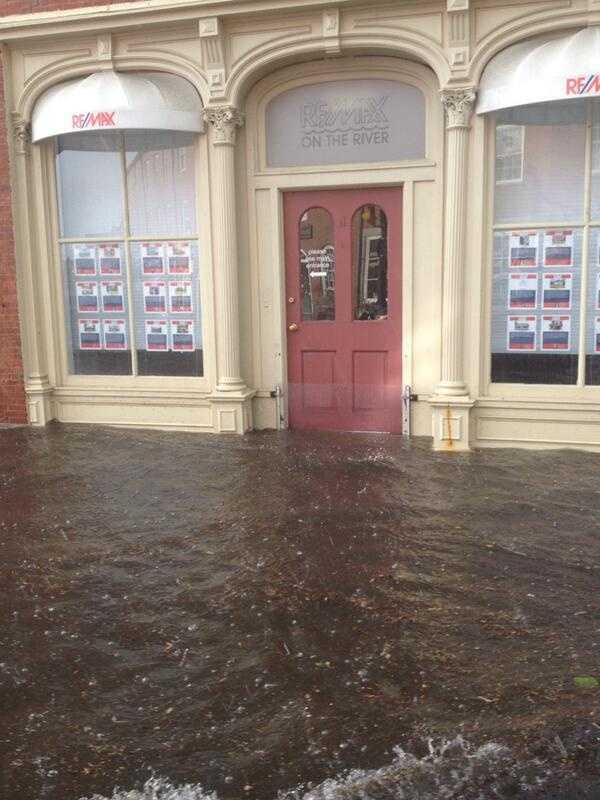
[288,323,299,332]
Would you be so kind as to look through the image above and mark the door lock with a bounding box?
[288,297,295,304]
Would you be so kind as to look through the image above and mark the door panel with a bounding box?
[302,351,337,410]
[284,187,402,433]
[352,351,388,411]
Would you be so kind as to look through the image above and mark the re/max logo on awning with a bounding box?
[71,112,116,129]
[566,75,600,95]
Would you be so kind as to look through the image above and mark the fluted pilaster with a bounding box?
[10,113,54,424]
[204,105,245,392]
[436,88,475,396]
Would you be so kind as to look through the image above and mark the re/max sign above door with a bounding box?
[266,79,426,168]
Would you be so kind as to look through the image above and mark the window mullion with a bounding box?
[119,132,139,378]
[577,102,593,387]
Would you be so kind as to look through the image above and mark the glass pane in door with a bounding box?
[299,207,335,321]
[352,205,388,320]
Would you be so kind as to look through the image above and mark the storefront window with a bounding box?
[589,103,600,219]
[490,99,598,385]
[494,102,586,225]
[495,125,524,184]
[125,132,197,237]
[56,131,202,378]
[57,133,124,238]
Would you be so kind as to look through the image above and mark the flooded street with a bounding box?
[1,423,600,799]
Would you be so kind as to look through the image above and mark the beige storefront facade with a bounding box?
[3,0,600,451]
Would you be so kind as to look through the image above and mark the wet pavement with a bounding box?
[1,423,600,800]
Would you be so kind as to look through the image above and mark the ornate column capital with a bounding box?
[13,116,31,155]
[441,88,476,129]
[203,105,245,146]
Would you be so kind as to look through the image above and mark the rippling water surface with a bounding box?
[1,425,600,800]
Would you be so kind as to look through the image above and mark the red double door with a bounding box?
[284,187,403,433]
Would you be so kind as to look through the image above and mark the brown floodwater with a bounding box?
[0,423,599,800]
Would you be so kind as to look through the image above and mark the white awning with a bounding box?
[32,70,204,142]
[477,27,600,114]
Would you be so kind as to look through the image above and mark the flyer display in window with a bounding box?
[141,242,165,275]
[99,244,122,275]
[100,280,125,313]
[169,281,193,313]
[145,319,168,351]
[74,244,96,276]
[541,315,571,351]
[543,229,573,266]
[167,242,192,275]
[78,319,101,350]
[103,319,128,350]
[508,273,537,309]
[595,318,600,353]
[507,316,536,351]
[542,273,572,309]
[509,231,538,267]
[170,319,194,351]
[143,281,167,313]
[76,281,99,313]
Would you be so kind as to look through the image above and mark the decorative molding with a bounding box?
[199,16,228,99]
[440,87,476,128]
[198,16,220,38]
[97,32,113,62]
[13,116,31,155]
[207,67,226,93]
[210,390,255,433]
[203,105,245,145]
[448,48,468,67]
[446,2,470,70]
[323,9,339,34]
[447,0,468,10]
[430,398,475,452]
[322,8,341,54]
[448,8,468,42]
[25,376,55,426]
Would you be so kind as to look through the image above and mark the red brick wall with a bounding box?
[0,0,129,423]
[0,47,26,423]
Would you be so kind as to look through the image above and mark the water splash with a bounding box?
[80,737,548,800]
[82,777,219,800]
[280,737,543,800]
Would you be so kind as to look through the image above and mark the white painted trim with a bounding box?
[402,180,415,392]
[243,56,443,429]
[0,0,362,39]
